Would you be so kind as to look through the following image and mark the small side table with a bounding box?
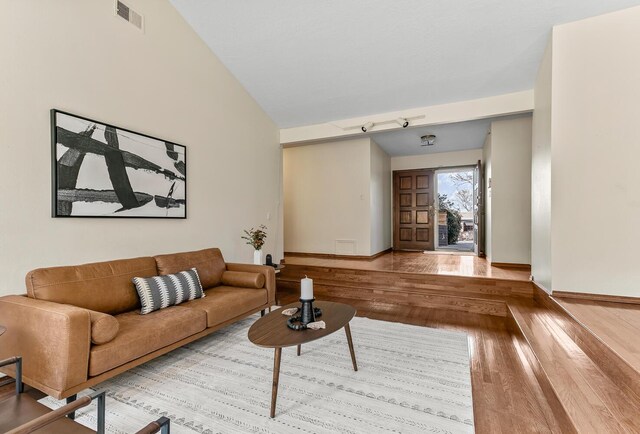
[263,264,284,273]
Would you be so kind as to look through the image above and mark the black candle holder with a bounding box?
[286,298,323,331]
[300,298,316,324]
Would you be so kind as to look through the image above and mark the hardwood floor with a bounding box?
[508,299,640,433]
[277,290,563,433]
[284,251,531,281]
[278,256,533,317]
[278,256,640,433]
[554,297,640,379]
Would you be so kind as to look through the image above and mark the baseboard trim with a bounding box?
[490,261,531,270]
[284,248,392,262]
[531,279,551,294]
[552,290,640,305]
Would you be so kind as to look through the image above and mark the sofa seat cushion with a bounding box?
[89,306,206,377]
[180,286,267,327]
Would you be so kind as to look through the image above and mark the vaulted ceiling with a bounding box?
[171,1,640,128]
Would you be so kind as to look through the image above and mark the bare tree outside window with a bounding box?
[449,172,473,188]
[447,171,473,212]
[454,189,473,212]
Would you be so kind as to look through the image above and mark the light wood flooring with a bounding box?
[277,291,564,433]
[278,253,640,433]
[555,296,640,383]
[284,251,531,281]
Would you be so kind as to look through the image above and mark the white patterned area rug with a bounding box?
[42,314,474,433]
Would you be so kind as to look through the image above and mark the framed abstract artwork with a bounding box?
[51,110,187,218]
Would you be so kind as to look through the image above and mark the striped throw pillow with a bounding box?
[132,268,205,315]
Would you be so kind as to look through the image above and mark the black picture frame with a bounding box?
[51,109,187,219]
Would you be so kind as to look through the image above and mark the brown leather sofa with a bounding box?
[0,248,275,400]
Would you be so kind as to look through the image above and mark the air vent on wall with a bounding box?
[115,1,144,32]
[335,240,357,256]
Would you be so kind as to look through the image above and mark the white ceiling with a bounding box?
[170,0,640,128]
[371,114,530,156]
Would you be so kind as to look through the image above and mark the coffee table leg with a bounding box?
[297,344,301,356]
[344,323,358,371]
[270,347,282,418]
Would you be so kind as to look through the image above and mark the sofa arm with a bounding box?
[0,295,91,399]
[225,263,276,304]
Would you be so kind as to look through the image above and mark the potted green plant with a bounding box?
[242,225,268,265]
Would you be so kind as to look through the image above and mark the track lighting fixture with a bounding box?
[361,122,374,133]
[395,118,409,128]
[341,115,424,132]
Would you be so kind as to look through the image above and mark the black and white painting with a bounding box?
[51,110,186,218]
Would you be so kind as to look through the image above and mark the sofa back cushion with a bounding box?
[154,248,226,289]
[26,257,157,315]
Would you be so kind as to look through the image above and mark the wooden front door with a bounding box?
[393,169,435,251]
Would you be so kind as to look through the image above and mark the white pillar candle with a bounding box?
[301,276,314,300]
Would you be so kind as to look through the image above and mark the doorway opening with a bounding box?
[435,168,475,253]
[392,161,483,255]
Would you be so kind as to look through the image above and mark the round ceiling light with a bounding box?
[420,134,436,146]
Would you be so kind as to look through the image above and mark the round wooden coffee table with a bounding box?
[248,301,358,418]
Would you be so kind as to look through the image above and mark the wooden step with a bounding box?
[279,264,533,298]
[540,293,640,401]
[277,279,508,316]
[508,300,640,433]
[277,263,533,317]
[507,323,578,433]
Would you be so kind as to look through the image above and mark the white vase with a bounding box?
[253,249,263,265]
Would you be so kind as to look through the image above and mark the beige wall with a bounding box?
[391,149,483,172]
[370,141,392,254]
[283,138,372,255]
[487,118,532,265]
[0,0,281,296]
[531,38,554,292]
[550,7,640,297]
[283,138,391,256]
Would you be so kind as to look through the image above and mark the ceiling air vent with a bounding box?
[115,1,144,32]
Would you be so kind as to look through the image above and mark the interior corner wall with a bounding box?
[550,6,640,297]
[488,117,532,265]
[370,140,391,255]
[531,37,554,292]
[483,135,493,261]
[283,138,372,256]
[0,0,281,296]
